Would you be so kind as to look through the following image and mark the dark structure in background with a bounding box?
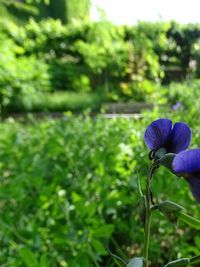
[0,0,90,24]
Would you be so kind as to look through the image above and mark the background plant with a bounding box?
[2,18,200,114]
[1,108,200,266]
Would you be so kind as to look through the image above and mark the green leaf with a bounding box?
[155,201,184,214]
[127,257,144,267]
[40,254,49,267]
[92,239,107,255]
[92,224,114,238]
[177,212,200,229]
[113,259,125,267]
[153,201,184,225]
[19,248,39,267]
[163,258,190,267]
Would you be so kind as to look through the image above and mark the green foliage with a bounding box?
[2,17,200,113]
[124,22,169,81]
[166,23,200,71]
[0,108,200,266]
[0,31,51,115]
[177,212,200,230]
[10,91,107,112]
[0,116,143,266]
[67,0,90,22]
[2,9,200,267]
[0,18,164,109]
[160,79,200,111]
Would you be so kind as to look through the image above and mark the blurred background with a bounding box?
[1,0,200,266]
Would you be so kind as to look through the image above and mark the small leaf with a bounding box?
[177,212,200,229]
[163,258,190,267]
[153,201,184,225]
[156,201,184,214]
[138,196,146,226]
[127,257,144,267]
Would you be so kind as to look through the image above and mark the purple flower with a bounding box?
[173,149,200,202]
[144,118,191,155]
[171,101,182,111]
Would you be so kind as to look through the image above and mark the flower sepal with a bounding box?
[155,147,167,160]
[158,153,176,172]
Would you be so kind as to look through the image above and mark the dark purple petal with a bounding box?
[170,122,191,153]
[186,177,200,203]
[173,149,200,174]
[144,118,172,150]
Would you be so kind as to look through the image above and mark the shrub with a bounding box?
[0,32,51,114]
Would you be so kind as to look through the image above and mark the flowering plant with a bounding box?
[110,118,200,267]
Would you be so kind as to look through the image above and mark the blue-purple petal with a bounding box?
[170,122,191,153]
[173,149,200,174]
[186,177,200,203]
[144,118,172,150]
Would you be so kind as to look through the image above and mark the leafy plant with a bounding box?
[0,109,200,266]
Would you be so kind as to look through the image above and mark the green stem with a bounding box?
[143,165,155,267]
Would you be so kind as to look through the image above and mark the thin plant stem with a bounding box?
[143,164,156,267]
